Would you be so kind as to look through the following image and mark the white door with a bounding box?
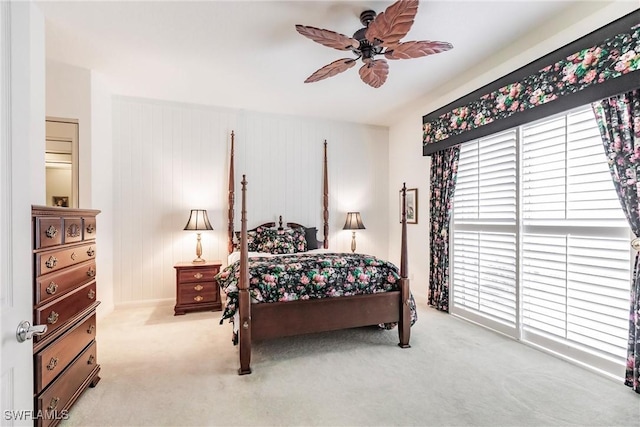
[1,2,41,425]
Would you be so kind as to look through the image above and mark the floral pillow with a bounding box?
[257,228,307,254]
[234,230,261,252]
[290,227,308,253]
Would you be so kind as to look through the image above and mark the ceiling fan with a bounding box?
[295,0,453,88]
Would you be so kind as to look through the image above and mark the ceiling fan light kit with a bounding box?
[295,0,453,88]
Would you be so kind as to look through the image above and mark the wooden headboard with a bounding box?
[227,133,329,253]
[232,215,324,250]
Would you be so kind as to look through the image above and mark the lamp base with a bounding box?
[193,233,206,263]
[351,231,356,253]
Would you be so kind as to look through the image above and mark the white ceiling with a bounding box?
[37,0,625,126]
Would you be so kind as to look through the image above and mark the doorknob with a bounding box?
[16,320,47,343]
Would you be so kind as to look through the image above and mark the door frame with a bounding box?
[1,2,44,423]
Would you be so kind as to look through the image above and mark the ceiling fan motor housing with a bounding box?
[355,9,384,60]
[359,10,376,27]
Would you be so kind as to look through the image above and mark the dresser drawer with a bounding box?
[63,217,83,244]
[35,313,96,393]
[35,260,97,306]
[35,218,63,249]
[178,267,219,283]
[37,341,98,427]
[36,242,96,276]
[83,217,97,241]
[178,282,217,304]
[35,282,97,342]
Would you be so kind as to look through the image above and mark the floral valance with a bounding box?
[423,10,640,156]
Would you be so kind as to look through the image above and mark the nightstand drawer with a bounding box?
[178,267,218,283]
[178,282,217,304]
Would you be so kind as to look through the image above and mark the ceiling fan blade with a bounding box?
[359,59,389,88]
[365,0,419,48]
[305,58,357,83]
[384,40,453,60]
[296,25,360,51]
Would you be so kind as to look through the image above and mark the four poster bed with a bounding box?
[217,131,415,375]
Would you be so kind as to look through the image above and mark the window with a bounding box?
[452,106,631,378]
[453,131,517,333]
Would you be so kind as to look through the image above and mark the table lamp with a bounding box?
[184,209,213,263]
[343,212,365,253]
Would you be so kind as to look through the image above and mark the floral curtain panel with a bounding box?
[592,90,640,394]
[423,13,640,156]
[428,146,460,312]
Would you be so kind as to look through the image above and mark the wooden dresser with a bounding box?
[32,206,101,427]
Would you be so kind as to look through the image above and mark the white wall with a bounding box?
[45,60,115,316]
[112,97,389,306]
[90,72,114,316]
[387,0,638,303]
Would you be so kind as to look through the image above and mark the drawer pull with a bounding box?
[45,256,57,269]
[194,284,204,291]
[193,272,204,279]
[194,295,204,302]
[87,246,95,257]
[87,324,95,334]
[47,311,59,325]
[46,357,58,371]
[46,282,58,295]
[86,223,95,234]
[88,355,95,365]
[87,267,96,277]
[88,289,96,300]
[67,223,81,238]
[71,252,77,260]
[48,397,59,411]
[45,225,58,239]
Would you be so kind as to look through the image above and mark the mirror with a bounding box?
[45,118,78,208]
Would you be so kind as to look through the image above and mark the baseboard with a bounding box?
[114,298,174,310]
[96,302,115,320]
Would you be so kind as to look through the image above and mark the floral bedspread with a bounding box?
[216,252,417,329]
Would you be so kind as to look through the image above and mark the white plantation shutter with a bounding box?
[452,105,631,377]
[453,131,517,330]
[453,231,517,324]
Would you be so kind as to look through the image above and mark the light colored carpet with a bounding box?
[61,298,639,427]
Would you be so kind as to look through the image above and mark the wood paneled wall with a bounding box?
[113,97,389,305]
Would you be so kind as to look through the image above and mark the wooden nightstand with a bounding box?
[174,261,222,315]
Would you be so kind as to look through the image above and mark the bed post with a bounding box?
[323,140,329,249]
[238,175,252,375]
[227,131,235,255]
[398,183,411,348]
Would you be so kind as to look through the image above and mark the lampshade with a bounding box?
[184,209,213,231]
[343,212,365,230]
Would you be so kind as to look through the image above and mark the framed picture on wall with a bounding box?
[399,188,418,224]
[53,196,69,207]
